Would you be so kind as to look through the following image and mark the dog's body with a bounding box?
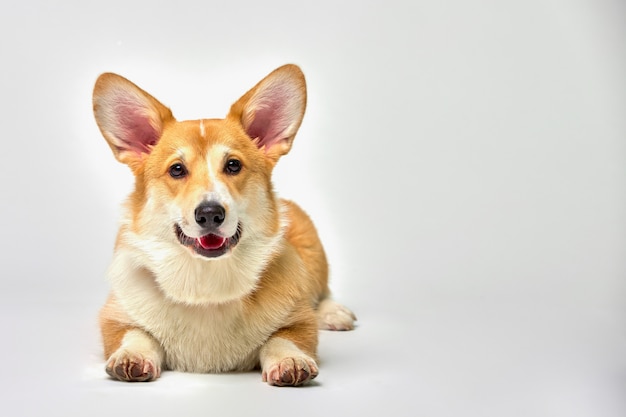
[92,65,355,386]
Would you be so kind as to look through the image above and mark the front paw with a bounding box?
[106,350,161,382]
[262,356,319,387]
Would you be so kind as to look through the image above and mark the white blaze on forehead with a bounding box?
[199,119,205,138]
[205,143,238,235]
[206,143,231,184]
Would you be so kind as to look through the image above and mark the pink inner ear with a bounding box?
[246,105,285,150]
[244,85,301,151]
[112,98,159,155]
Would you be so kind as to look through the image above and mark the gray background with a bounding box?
[1,1,625,416]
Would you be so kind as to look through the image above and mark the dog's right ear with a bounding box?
[93,73,174,169]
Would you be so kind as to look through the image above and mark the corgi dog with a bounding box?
[92,64,356,386]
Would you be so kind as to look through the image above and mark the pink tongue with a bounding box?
[197,234,226,250]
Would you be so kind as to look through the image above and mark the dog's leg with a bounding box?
[99,295,164,382]
[316,298,357,331]
[260,316,319,387]
[103,327,164,382]
[260,337,318,387]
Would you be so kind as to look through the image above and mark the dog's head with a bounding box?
[92,65,306,263]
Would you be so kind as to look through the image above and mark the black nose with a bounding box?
[195,202,225,227]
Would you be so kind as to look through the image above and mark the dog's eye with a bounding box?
[225,159,242,175]
[169,163,188,179]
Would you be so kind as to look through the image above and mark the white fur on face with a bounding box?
[110,202,287,304]
[111,142,289,305]
[203,143,239,236]
[171,143,239,240]
[199,119,205,138]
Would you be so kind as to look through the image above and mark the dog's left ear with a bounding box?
[227,64,306,162]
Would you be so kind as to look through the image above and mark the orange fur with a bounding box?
[99,313,132,359]
[92,64,355,386]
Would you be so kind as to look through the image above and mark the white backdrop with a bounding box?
[1,1,625,416]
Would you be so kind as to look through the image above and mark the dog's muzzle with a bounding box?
[175,202,242,258]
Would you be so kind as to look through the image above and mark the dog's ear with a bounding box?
[93,73,174,169]
[227,64,306,162]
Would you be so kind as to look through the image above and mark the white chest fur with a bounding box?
[107,249,284,373]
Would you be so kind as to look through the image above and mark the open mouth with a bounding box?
[175,224,242,258]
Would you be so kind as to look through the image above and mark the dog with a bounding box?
[92,64,356,386]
